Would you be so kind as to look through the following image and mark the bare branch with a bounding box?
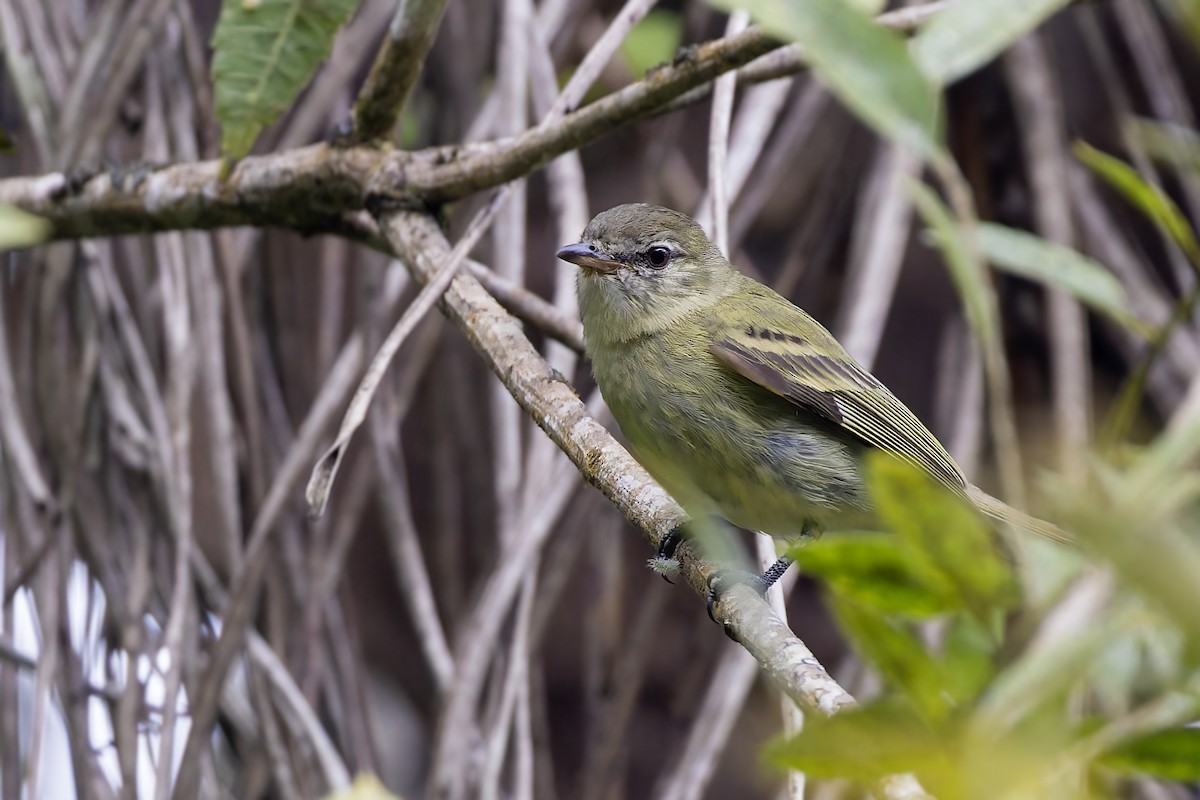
[0,27,778,237]
[349,0,449,143]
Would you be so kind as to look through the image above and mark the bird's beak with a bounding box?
[556,242,622,275]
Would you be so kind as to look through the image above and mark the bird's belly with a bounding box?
[603,372,872,536]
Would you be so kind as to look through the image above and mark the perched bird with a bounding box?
[556,203,1067,596]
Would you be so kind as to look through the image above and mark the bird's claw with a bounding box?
[655,526,686,584]
[705,569,770,640]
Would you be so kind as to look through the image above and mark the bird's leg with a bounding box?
[705,562,793,624]
[656,524,686,561]
[652,521,711,584]
[706,524,812,625]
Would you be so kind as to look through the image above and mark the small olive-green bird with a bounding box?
[557,203,1067,589]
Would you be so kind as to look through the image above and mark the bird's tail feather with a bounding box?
[966,484,1073,545]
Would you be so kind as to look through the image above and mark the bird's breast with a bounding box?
[590,331,871,536]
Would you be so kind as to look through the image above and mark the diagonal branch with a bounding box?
[0,2,966,241]
[0,27,779,237]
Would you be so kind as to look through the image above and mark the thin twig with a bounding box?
[349,0,449,143]
[1004,33,1091,480]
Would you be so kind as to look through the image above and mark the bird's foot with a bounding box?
[705,556,794,626]
[648,525,687,584]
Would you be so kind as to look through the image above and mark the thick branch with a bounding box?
[0,28,778,237]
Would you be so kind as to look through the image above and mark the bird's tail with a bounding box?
[966,484,1073,545]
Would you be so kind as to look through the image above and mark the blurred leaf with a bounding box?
[941,616,998,706]
[767,699,1070,800]
[619,10,682,77]
[707,0,940,157]
[791,533,960,617]
[211,0,358,159]
[1128,417,1200,502]
[0,125,14,153]
[765,700,948,780]
[975,610,1109,736]
[0,204,49,250]
[1125,117,1200,175]
[324,774,403,800]
[1074,141,1200,266]
[868,454,1019,618]
[1101,727,1200,781]
[911,181,999,345]
[832,596,952,722]
[1157,0,1200,53]
[977,223,1151,338]
[911,0,1072,85]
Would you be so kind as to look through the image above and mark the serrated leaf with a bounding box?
[868,454,1019,618]
[911,180,999,345]
[790,533,962,618]
[0,204,49,250]
[1074,141,1200,266]
[1101,727,1200,781]
[977,222,1151,337]
[211,0,359,159]
[619,10,682,77]
[706,0,940,157]
[832,595,952,723]
[911,0,1073,85]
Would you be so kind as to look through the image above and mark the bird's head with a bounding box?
[557,204,736,344]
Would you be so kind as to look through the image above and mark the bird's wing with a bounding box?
[708,290,967,491]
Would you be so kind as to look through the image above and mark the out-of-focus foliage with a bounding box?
[1126,117,1200,175]
[910,182,1000,346]
[0,204,48,249]
[324,774,405,800]
[211,0,358,158]
[976,224,1151,338]
[707,0,940,157]
[909,0,1073,85]
[1075,142,1200,266]
[777,450,1200,799]
[619,10,682,78]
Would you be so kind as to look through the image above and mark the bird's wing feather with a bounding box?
[708,290,967,491]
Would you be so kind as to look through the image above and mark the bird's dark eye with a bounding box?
[646,246,671,269]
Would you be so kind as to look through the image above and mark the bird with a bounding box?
[556,203,1068,601]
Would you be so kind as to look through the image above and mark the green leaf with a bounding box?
[619,10,682,77]
[765,701,948,780]
[911,0,1073,85]
[706,0,940,157]
[1125,117,1200,176]
[911,180,999,346]
[211,0,359,159]
[940,616,997,706]
[1074,141,1200,266]
[323,773,404,800]
[832,596,953,722]
[790,533,961,618]
[977,222,1151,337]
[1101,728,1200,781]
[867,454,1019,618]
[0,204,49,250]
[1157,0,1200,53]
